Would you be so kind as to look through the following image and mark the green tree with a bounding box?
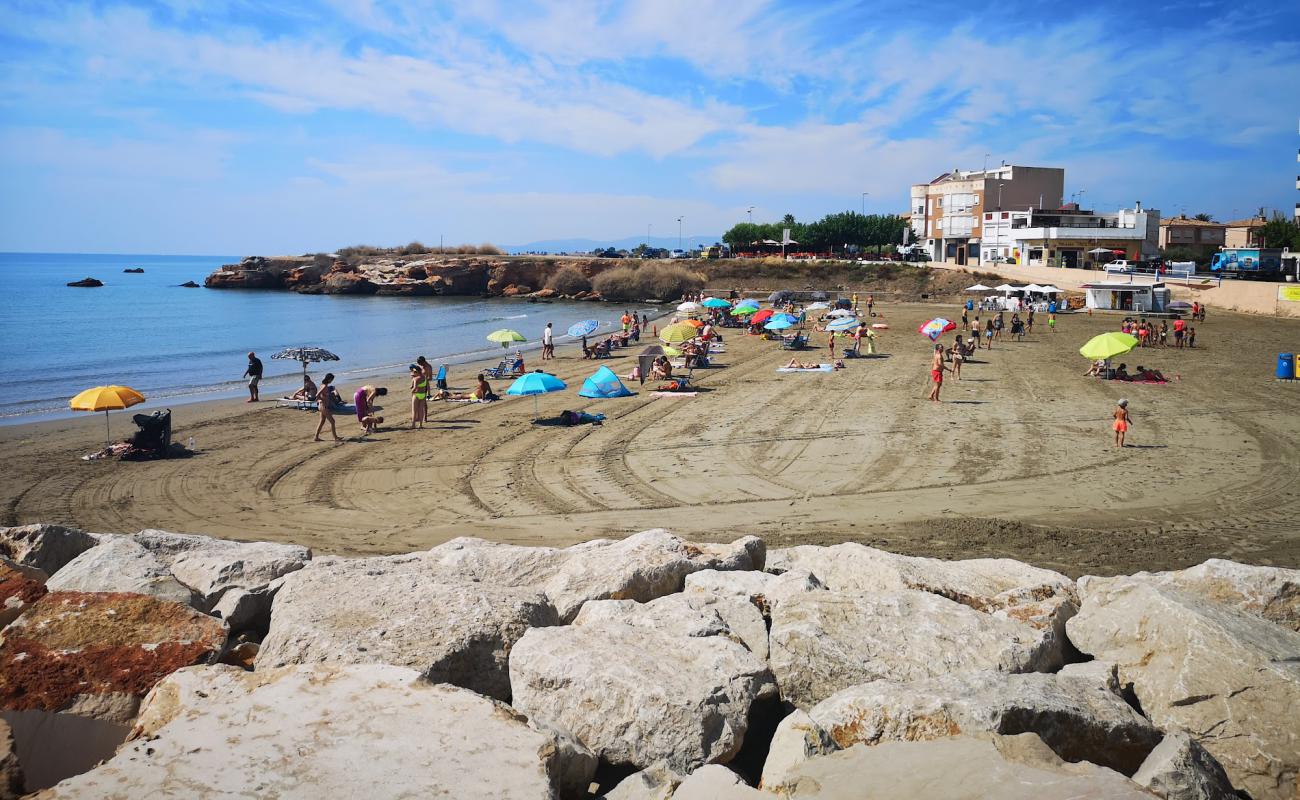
[1192,213,1215,222]
[1260,214,1300,250]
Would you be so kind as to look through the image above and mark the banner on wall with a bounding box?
[1279,285,1300,303]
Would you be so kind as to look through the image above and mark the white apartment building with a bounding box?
[910,165,1064,264]
[980,205,1161,269]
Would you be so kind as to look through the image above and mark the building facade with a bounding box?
[1224,216,1267,248]
[910,165,1064,265]
[1158,215,1226,256]
[981,205,1161,268]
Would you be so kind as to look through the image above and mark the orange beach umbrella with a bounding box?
[70,385,145,446]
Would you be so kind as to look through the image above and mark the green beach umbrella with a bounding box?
[1079,332,1138,361]
[487,329,526,348]
[729,306,757,317]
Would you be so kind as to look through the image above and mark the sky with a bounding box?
[1,0,1298,255]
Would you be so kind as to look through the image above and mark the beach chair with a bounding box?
[484,358,511,379]
[781,333,808,350]
[435,365,448,390]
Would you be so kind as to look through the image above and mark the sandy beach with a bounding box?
[3,301,1298,577]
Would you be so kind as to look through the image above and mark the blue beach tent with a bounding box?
[578,366,634,398]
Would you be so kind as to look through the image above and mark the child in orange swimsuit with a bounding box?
[1113,399,1131,447]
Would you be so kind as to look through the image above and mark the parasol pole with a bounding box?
[104,409,111,447]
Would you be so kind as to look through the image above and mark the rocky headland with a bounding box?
[2,523,1296,798]
[203,254,624,299]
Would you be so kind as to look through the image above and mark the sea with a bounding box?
[0,253,641,424]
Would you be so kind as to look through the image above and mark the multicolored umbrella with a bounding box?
[567,320,599,338]
[918,318,957,340]
[827,317,862,332]
[271,346,341,378]
[1079,332,1138,361]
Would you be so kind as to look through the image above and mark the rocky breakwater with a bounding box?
[2,523,1297,799]
[204,254,622,298]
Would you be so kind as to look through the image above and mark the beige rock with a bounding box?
[0,718,21,800]
[257,555,557,700]
[600,766,681,800]
[778,733,1153,798]
[37,664,589,799]
[131,529,310,606]
[1067,576,1300,800]
[1088,559,1300,631]
[759,710,836,791]
[1133,730,1238,800]
[768,590,1064,708]
[45,537,193,606]
[425,530,765,622]
[766,543,1077,632]
[1058,660,1121,693]
[800,670,1161,777]
[684,569,825,618]
[575,593,770,661]
[510,621,773,773]
[0,525,98,576]
[673,765,766,799]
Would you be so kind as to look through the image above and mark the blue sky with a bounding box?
[1,0,1297,254]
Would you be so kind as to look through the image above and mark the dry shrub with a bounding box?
[546,265,591,294]
[592,263,704,301]
[455,244,476,254]
[476,243,503,255]
[399,241,429,255]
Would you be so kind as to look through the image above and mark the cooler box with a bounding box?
[1278,353,1296,380]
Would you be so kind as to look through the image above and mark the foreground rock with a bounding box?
[769,733,1153,798]
[1133,730,1238,800]
[46,537,193,605]
[258,554,557,700]
[761,670,1161,790]
[510,615,773,773]
[0,591,228,723]
[672,765,766,799]
[0,720,21,800]
[1088,559,1300,632]
[575,593,769,660]
[425,530,765,622]
[0,557,46,628]
[768,590,1063,708]
[1068,576,1300,800]
[36,664,592,799]
[0,525,98,576]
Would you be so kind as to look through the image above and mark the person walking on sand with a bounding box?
[1112,398,1132,447]
[243,352,263,403]
[409,365,428,429]
[313,373,342,442]
[827,331,836,359]
[621,311,632,334]
[542,322,554,361]
[927,344,948,402]
[867,293,875,317]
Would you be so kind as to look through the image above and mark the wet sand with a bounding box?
[3,302,1298,577]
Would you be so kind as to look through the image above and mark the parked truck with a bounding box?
[1209,247,1287,279]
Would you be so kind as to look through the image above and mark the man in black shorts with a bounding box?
[243,351,263,403]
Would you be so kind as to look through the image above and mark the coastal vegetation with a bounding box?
[591,262,705,302]
[544,265,592,295]
[337,241,504,259]
[722,212,911,256]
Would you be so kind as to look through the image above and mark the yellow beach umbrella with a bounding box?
[487,329,526,348]
[70,385,146,446]
[1078,332,1138,361]
[659,323,698,344]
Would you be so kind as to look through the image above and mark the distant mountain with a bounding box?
[505,235,724,255]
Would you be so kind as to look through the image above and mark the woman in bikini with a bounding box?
[1112,399,1132,447]
[313,373,342,442]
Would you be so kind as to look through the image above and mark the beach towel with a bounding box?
[777,364,834,372]
[278,398,356,413]
[651,391,698,397]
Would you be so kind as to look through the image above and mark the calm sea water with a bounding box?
[0,253,636,423]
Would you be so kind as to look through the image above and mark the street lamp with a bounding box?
[677,217,684,251]
[747,206,754,223]
[861,192,869,216]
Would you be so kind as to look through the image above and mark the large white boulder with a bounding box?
[0,525,98,576]
[1132,730,1238,800]
[599,765,681,800]
[257,555,557,701]
[575,594,769,660]
[766,543,1077,633]
[130,529,310,607]
[425,530,765,622]
[672,765,766,799]
[771,733,1153,798]
[768,590,1063,708]
[783,671,1161,782]
[759,710,836,792]
[1067,576,1300,800]
[45,538,193,606]
[1087,559,1299,632]
[509,620,773,773]
[35,664,592,799]
[683,569,825,619]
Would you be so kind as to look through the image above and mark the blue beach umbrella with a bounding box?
[826,317,861,332]
[506,371,567,415]
[701,297,731,309]
[735,298,760,308]
[567,319,599,338]
[770,313,799,325]
[764,318,796,331]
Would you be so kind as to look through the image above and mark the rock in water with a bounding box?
[781,670,1161,783]
[0,525,99,576]
[1067,576,1300,800]
[65,278,102,288]
[36,664,591,799]
[1132,730,1238,800]
[768,590,1064,708]
[0,591,227,724]
[1,557,47,628]
[509,620,773,773]
[1086,559,1300,632]
[770,733,1153,798]
[257,555,557,701]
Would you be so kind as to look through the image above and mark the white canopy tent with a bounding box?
[964,284,993,292]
